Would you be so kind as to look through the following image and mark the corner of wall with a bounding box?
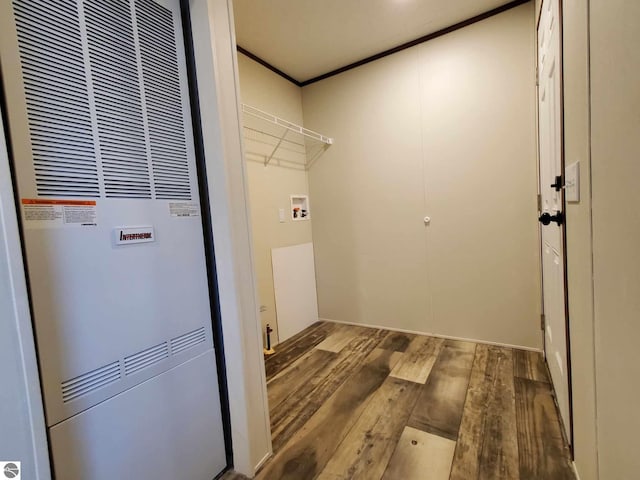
[236,50,313,347]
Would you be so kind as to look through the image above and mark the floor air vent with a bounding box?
[170,327,206,355]
[124,341,169,376]
[61,361,121,403]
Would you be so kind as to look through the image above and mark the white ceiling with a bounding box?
[233,0,516,83]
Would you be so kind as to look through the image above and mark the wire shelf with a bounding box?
[241,103,333,167]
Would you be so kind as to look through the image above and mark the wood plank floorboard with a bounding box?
[477,347,520,480]
[256,348,402,480]
[513,349,550,383]
[264,321,335,381]
[407,339,476,440]
[450,343,495,480]
[378,331,414,352]
[318,376,421,480]
[219,471,250,480]
[315,324,362,353]
[514,377,575,480]
[267,348,338,410]
[269,328,388,452]
[259,322,575,480]
[390,335,443,384]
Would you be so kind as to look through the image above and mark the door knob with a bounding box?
[550,175,563,192]
[538,211,564,226]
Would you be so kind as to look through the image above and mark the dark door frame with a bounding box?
[180,0,234,473]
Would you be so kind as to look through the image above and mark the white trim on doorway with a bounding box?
[188,0,272,475]
[0,96,51,480]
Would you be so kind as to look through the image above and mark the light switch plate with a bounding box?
[565,161,580,202]
[278,208,285,223]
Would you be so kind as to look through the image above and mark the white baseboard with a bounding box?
[572,461,582,480]
[253,451,272,476]
[318,318,542,353]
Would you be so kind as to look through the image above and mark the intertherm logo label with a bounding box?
[114,226,155,246]
[1,462,20,479]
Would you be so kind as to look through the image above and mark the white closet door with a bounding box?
[537,0,571,442]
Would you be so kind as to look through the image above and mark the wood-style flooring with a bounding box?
[220,471,251,480]
[256,321,574,480]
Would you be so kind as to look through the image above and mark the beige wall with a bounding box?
[237,53,313,345]
[590,0,640,478]
[302,3,541,349]
[562,0,599,478]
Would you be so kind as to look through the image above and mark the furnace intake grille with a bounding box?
[136,0,192,200]
[85,0,152,199]
[13,0,100,197]
[13,0,193,201]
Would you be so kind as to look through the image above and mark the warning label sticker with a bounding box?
[169,201,200,218]
[21,199,97,229]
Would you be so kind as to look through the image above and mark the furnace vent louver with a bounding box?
[60,327,206,402]
[13,0,193,201]
[171,327,206,355]
[85,0,152,199]
[136,0,192,200]
[61,361,121,403]
[124,341,169,376]
[13,0,100,198]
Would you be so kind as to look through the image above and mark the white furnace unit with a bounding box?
[0,0,227,478]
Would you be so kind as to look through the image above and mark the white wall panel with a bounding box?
[272,242,319,342]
